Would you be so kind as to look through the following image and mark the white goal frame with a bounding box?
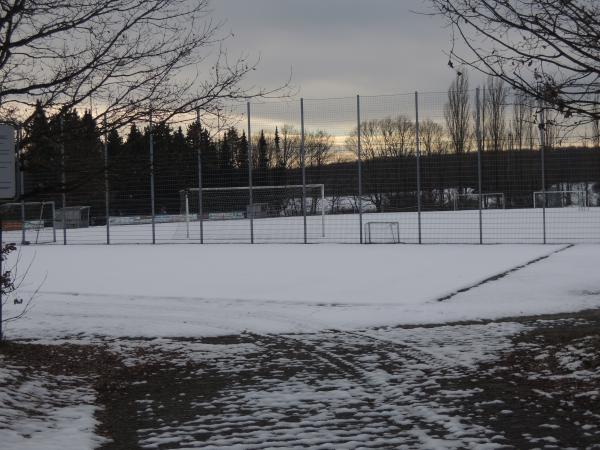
[180,184,326,239]
[533,190,588,208]
[453,192,505,211]
[365,221,401,244]
[0,201,57,244]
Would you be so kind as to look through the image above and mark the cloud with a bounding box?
[212,0,475,98]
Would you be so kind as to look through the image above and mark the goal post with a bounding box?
[533,190,588,208]
[453,192,505,211]
[179,184,326,239]
[0,201,57,244]
[365,221,401,244]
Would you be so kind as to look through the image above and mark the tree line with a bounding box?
[19,75,600,221]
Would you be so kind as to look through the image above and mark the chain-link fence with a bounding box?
[4,89,600,245]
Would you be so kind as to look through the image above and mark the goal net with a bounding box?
[533,191,588,208]
[365,221,401,244]
[176,184,326,240]
[453,193,505,210]
[0,201,57,244]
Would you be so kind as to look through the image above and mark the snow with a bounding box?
[129,322,527,449]
[3,243,600,340]
[0,363,106,450]
[4,206,600,245]
[2,242,599,448]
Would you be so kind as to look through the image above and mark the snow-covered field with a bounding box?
[6,206,600,245]
[3,243,600,339]
[2,243,600,449]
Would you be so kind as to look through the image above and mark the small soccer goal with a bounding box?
[365,221,401,244]
[453,193,505,211]
[0,201,57,244]
[533,191,588,209]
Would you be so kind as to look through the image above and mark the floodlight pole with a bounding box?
[415,91,422,244]
[247,102,254,244]
[301,98,307,244]
[357,95,363,244]
[476,88,483,245]
[196,108,204,244]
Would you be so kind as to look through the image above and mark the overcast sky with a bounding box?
[212,0,480,99]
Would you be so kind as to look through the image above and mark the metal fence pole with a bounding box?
[16,127,26,245]
[321,184,325,238]
[301,98,307,244]
[247,102,254,244]
[104,115,110,245]
[0,216,3,340]
[538,103,547,244]
[61,116,67,245]
[196,108,204,244]
[415,91,422,244]
[356,95,363,244]
[149,112,156,244]
[476,88,483,244]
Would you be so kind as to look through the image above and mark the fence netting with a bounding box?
[4,89,600,245]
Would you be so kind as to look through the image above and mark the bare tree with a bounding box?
[511,92,533,151]
[483,76,508,152]
[445,73,472,155]
[419,120,446,155]
[346,120,385,212]
[0,0,287,131]
[305,131,334,168]
[430,0,600,121]
[279,125,301,170]
[379,116,415,158]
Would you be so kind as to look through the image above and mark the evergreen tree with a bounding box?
[258,130,269,170]
[236,132,249,170]
[22,102,61,198]
[219,128,238,171]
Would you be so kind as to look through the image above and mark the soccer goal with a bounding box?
[178,184,326,239]
[0,201,57,244]
[453,193,505,211]
[364,221,401,244]
[533,191,588,209]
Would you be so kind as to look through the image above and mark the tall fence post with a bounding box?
[197,108,204,244]
[538,103,547,244]
[17,127,26,245]
[104,115,110,245]
[0,215,3,339]
[356,95,363,244]
[61,116,67,245]
[149,112,156,244]
[247,102,254,244]
[301,98,307,244]
[415,91,422,244]
[476,88,483,244]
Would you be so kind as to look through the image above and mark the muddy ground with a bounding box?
[2,310,600,449]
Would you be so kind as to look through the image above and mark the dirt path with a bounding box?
[2,310,600,449]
